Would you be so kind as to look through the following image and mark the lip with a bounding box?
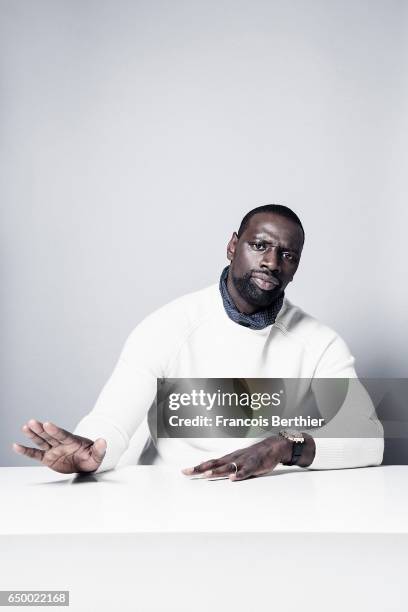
[251,273,281,290]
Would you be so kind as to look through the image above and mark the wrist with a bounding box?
[298,432,316,467]
[276,436,294,464]
[277,431,316,467]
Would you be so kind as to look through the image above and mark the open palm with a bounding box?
[13,419,107,474]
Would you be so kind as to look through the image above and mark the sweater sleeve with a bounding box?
[73,303,187,473]
[304,334,384,470]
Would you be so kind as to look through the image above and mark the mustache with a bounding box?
[250,270,282,284]
[251,269,278,277]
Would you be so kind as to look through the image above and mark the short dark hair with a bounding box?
[237,204,305,243]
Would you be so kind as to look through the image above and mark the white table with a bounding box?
[0,465,407,611]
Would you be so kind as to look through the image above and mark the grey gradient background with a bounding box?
[2,0,407,466]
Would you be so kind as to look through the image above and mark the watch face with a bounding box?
[281,429,305,443]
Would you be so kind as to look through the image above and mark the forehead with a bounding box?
[242,213,303,249]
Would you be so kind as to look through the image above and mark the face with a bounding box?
[226,212,303,312]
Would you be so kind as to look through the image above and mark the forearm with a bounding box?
[307,377,384,469]
[305,435,384,470]
[73,355,158,473]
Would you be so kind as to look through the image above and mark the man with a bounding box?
[13,205,384,480]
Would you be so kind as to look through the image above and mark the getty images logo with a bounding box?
[167,388,284,411]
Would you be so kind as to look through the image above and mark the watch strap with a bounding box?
[290,441,304,465]
[279,431,305,466]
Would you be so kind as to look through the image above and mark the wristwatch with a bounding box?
[279,430,305,466]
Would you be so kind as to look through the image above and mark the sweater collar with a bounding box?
[218,265,284,330]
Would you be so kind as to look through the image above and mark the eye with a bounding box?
[250,242,267,251]
[282,252,297,262]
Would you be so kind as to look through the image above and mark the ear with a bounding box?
[287,257,301,283]
[227,232,238,262]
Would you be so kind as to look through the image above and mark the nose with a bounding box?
[260,246,281,274]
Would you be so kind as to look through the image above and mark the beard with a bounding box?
[231,271,281,308]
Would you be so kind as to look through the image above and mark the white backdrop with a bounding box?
[2,0,407,466]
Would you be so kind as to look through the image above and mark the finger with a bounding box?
[12,443,45,462]
[181,457,229,475]
[205,462,239,478]
[230,465,254,481]
[26,419,60,447]
[90,438,107,465]
[230,456,278,481]
[229,456,259,481]
[21,424,52,451]
[42,421,78,445]
[181,449,244,475]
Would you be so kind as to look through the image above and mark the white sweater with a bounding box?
[73,283,384,472]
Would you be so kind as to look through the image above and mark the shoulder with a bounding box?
[124,283,219,345]
[275,298,356,375]
[146,283,219,325]
[275,298,353,363]
[116,284,220,369]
